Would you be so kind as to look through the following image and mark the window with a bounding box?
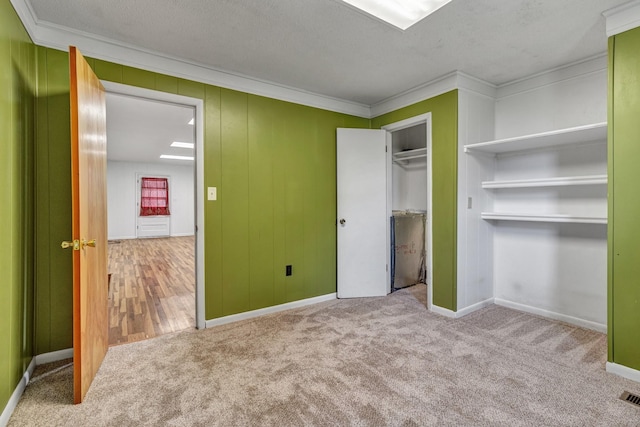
[140,177,170,216]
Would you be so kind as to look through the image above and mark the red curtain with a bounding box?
[140,177,170,216]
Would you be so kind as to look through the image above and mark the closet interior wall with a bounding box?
[461,61,608,329]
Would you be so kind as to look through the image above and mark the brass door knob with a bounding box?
[61,240,80,250]
[82,239,96,248]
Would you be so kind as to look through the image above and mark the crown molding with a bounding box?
[10,0,371,118]
[496,53,607,99]
[604,0,640,37]
[370,71,497,118]
[10,0,615,120]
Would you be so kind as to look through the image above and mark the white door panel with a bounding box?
[337,128,388,298]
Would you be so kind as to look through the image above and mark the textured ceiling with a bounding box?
[27,0,627,105]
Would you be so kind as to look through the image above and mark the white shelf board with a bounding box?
[482,174,607,189]
[465,122,607,154]
[481,212,607,224]
[393,147,427,163]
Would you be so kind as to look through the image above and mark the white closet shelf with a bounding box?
[481,212,607,224]
[393,147,427,163]
[482,174,607,189]
[464,122,607,154]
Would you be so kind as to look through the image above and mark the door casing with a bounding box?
[102,81,206,329]
[382,113,433,309]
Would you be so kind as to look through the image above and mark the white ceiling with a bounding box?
[26,0,627,106]
[106,93,195,166]
[23,0,629,163]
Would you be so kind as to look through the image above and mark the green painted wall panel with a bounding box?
[203,85,223,319]
[609,27,640,370]
[122,66,156,90]
[178,78,205,99]
[271,101,289,306]
[371,91,459,311]
[220,89,251,315]
[247,95,276,310]
[156,74,178,94]
[34,45,51,352]
[0,0,36,414]
[41,47,73,352]
[93,59,123,83]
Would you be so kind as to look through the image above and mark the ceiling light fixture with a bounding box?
[160,154,194,161]
[188,118,195,125]
[340,0,452,30]
[170,141,194,149]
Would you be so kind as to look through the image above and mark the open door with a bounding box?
[336,128,388,298]
[67,46,109,403]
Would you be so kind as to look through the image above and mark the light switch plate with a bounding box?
[208,187,217,201]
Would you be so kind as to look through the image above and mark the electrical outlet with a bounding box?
[286,265,292,276]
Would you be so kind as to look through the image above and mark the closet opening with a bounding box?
[383,114,433,309]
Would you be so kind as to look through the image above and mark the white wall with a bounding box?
[490,56,608,329]
[457,89,496,311]
[107,160,195,239]
[392,162,427,211]
[495,55,607,138]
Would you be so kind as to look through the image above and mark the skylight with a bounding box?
[340,0,452,30]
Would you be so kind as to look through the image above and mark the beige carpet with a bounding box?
[9,285,640,426]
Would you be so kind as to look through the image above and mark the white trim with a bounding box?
[455,298,495,317]
[8,0,370,118]
[606,362,640,383]
[205,293,336,328]
[604,0,640,37]
[371,72,496,118]
[102,81,206,330]
[34,348,73,365]
[381,113,434,308]
[496,54,607,99]
[0,358,35,427]
[429,298,494,319]
[107,235,137,240]
[430,304,457,318]
[170,233,195,237]
[494,298,607,333]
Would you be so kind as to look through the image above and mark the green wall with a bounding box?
[34,48,370,353]
[371,92,459,311]
[0,0,36,415]
[608,27,640,370]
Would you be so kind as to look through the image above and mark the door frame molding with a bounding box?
[102,81,206,329]
[382,113,433,309]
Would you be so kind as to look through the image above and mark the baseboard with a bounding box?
[107,236,136,240]
[170,233,195,237]
[494,298,607,333]
[0,357,35,427]
[430,298,494,319]
[206,293,337,328]
[429,304,457,318]
[34,348,73,365]
[606,362,640,383]
[455,298,495,317]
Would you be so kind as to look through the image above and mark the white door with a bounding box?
[337,128,388,298]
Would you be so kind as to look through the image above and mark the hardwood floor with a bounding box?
[107,236,195,346]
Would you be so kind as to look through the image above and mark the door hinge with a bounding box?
[385,145,388,152]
